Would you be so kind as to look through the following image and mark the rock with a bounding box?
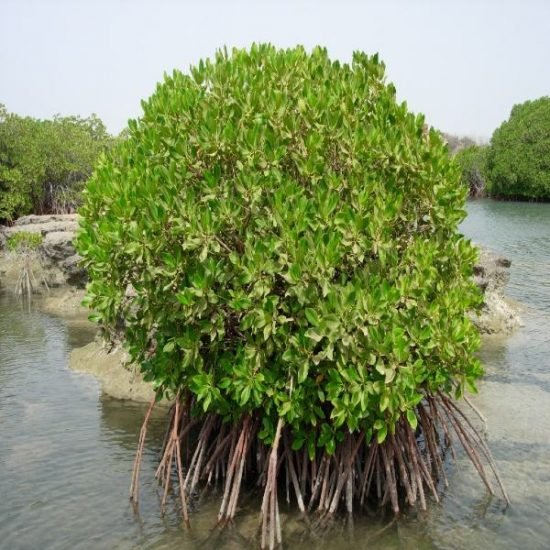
[0,214,84,288]
[42,231,76,261]
[474,248,511,296]
[473,265,484,277]
[62,254,87,287]
[4,220,79,237]
[13,214,78,226]
[496,257,512,268]
[36,287,88,318]
[472,247,521,335]
[41,231,76,261]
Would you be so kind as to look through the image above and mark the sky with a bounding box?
[1,0,549,141]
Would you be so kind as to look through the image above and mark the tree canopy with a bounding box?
[0,104,116,222]
[486,96,550,199]
[454,144,488,197]
[78,44,482,450]
[76,46,507,543]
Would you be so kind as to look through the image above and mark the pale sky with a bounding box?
[1,0,549,140]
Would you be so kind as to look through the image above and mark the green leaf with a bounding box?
[305,328,323,342]
[307,434,316,460]
[298,360,309,383]
[376,424,388,444]
[406,409,418,430]
[163,341,175,353]
[305,308,320,326]
[240,386,251,406]
[279,401,292,416]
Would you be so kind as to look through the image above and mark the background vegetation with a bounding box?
[485,96,550,199]
[6,230,42,252]
[452,96,550,200]
[454,144,488,197]
[0,104,117,222]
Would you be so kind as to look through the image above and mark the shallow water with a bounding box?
[0,198,549,549]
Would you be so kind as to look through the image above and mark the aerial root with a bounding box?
[129,395,156,504]
[128,392,509,548]
[218,415,254,524]
[260,418,284,550]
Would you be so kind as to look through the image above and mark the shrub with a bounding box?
[77,45,505,543]
[486,96,550,199]
[0,104,116,222]
[455,144,488,197]
[6,231,43,252]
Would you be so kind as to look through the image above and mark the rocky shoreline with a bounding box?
[470,247,522,335]
[0,213,86,289]
[0,214,522,403]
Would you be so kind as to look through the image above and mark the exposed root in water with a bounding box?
[129,391,509,549]
[260,418,284,549]
[129,395,156,504]
[14,256,35,301]
[13,253,50,303]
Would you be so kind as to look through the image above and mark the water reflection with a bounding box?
[98,396,167,453]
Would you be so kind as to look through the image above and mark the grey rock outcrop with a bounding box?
[42,231,78,262]
[11,214,79,231]
[472,248,521,334]
[0,214,86,288]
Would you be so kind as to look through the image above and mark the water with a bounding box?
[0,198,549,549]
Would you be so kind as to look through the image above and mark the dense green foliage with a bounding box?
[6,231,42,252]
[78,45,482,453]
[454,144,488,197]
[486,96,550,199]
[0,104,116,222]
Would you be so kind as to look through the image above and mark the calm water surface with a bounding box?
[0,199,549,549]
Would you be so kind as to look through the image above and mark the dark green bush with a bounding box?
[0,104,116,222]
[454,144,488,197]
[78,45,482,453]
[486,96,550,199]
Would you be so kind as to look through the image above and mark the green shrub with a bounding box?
[486,96,550,199]
[454,144,488,197]
[77,47,503,539]
[6,231,43,252]
[78,44,482,448]
[0,104,116,222]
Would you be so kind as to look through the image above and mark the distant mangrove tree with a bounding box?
[453,96,550,201]
[0,104,117,222]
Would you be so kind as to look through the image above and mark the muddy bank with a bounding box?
[70,341,163,404]
[38,287,88,318]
